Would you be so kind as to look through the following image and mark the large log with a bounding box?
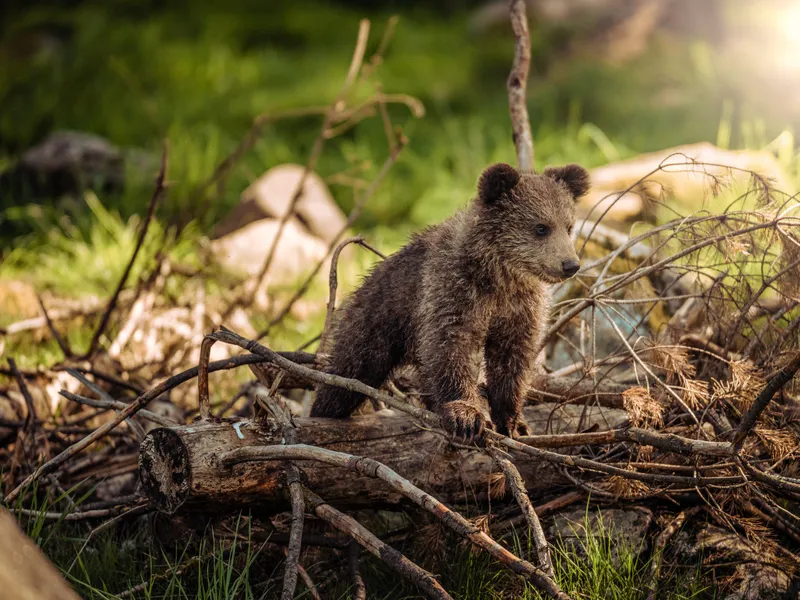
[139,403,627,515]
[0,508,81,600]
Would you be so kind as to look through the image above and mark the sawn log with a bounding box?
[139,403,627,515]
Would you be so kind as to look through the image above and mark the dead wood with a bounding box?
[234,20,372,315]
[318,235,385,359]
[3,351,306,504]
[223,445,571,599]
[349,541,367,600]
[645,507,700,600]
[733,350,800,450]
[303,487,454,600]
[36,293,72,358]
[488,447,555,578]
[0,507,81,600]
[507,0,534,170]
[86,144,167,358]
[137,403,615,514]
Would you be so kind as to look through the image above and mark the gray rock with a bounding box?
[545,506,654,566]
[214,163,348,244]
[209,217,329,308]
[694,526,794,600]
[1,131,158,198]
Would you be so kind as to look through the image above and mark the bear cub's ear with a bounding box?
[478,163,520,204]
[543,164,591,200]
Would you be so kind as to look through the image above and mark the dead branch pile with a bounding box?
[3,2,800,599]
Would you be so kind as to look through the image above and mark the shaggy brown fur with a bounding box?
[310,162,590,441]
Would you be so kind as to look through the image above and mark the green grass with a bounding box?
[424,509,708,600]
[0,0,749,243]
[13,501,710,600]
[1,191,201,296]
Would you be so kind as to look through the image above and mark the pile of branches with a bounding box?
[2,2,800,599]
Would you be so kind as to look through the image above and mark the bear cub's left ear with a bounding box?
[478,163,520,204]
[543,164,591,200]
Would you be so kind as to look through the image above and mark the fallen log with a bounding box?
[139,403,628,514]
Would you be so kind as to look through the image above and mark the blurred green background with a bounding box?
[2,0,800,292]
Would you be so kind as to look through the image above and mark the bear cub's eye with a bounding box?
[568,225,574,235]
[534,224,550,237]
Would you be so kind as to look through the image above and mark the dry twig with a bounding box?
[222,444,572,599]
[488,446,555,578]
[733,351,800,450]
[86,143,167,357]
[318,235,385,358]
[303,487,453,600]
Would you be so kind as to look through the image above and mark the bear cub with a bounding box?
[311,162,590,441]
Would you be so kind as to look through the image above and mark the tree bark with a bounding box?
[138,403,627,514]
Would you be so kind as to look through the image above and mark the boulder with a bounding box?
[0,131,157,199]
[214,163,348,245]
[583,142,795,222]
[545,506,654,566]
[209,217,329,308]
[0,280,39,321]
[685,525,795,600]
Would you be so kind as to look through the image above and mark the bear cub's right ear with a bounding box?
[478,163,520,204]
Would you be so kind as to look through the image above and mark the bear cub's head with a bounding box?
[476,162,590,284]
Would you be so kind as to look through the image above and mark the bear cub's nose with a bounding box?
[562,260,580,277]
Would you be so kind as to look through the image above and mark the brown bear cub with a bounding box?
[311,162,590,441]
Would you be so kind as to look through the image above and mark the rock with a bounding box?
[0,280,39,321]
[214,163,348,245]
[545,506,654,566]
[0,131,157,199]
[209,218,329,307]
[691,525,794,600]
[584,142,795,222]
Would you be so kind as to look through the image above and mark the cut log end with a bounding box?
[138,427,190,514]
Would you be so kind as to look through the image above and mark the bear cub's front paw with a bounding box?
[440,400,487,444]
[495,414,531,439]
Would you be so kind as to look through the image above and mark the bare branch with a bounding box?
[733,351,800,450]
[36,293,72,357]
[87,142,167,357]
[223,444,572,599]
[507,0,534,170]
[303,487,453,600]
[234,20,372,314]
[318,235,386,358]
[488,447,555,578]
[258,138,405,338]
[349,542,367,600]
